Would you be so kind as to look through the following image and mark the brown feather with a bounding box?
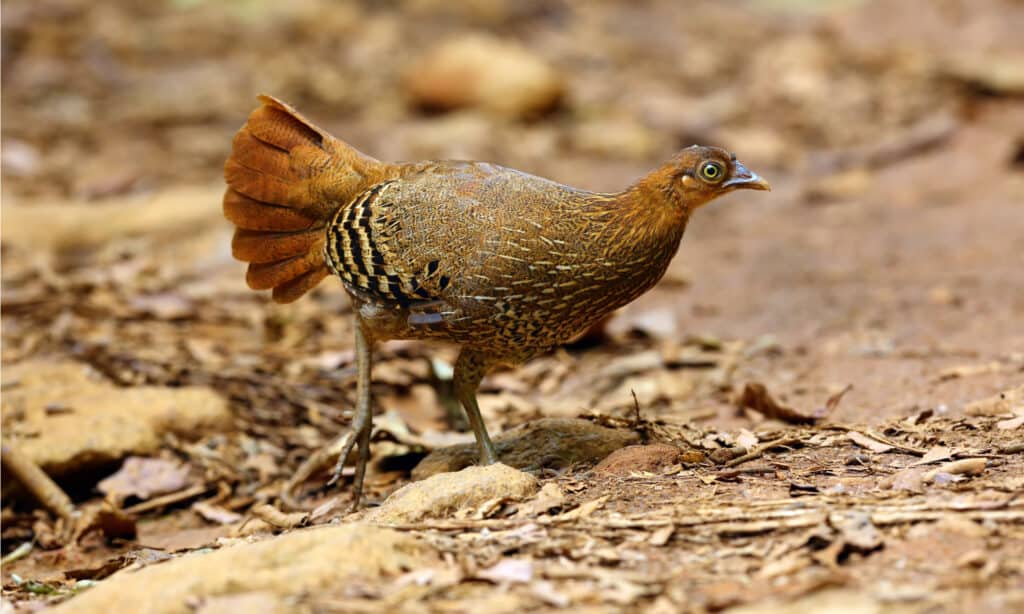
[231,130,293,180]
[272,267,330,303]
[223,190,316,231]
[222,96,397,301]
[231,228,322,263]
[246,250,324,290]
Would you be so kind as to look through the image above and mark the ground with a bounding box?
[2,0,1023,612]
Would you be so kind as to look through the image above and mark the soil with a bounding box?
[2,0,1022,612]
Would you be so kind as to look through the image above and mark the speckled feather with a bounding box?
[324,161,687,360]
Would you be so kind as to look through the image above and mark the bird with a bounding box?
[223,95,770,509]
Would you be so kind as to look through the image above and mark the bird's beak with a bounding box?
[724,161,771,191]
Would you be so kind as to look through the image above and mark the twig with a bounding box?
[121,484,209,515]
[999,442,1024,455]
[631,389,641,428]
[716,465,778,479]
[1,542,33,566]
[1,442,77,522]
[251,504,309,529]
[378,495,1024,534]
[723,437,803,468]
[827,425,929,456]
[282,430,356,511]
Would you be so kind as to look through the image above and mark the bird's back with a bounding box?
[327,161,683,357]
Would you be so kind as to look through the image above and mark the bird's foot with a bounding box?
[281,425,370,512]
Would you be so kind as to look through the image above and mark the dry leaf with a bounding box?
[738,382,819,424]
[736,429,759,449]
[909,446,953,467]
[996,415,1024,430]
[556,496,609,521]
[847,432,893,454]
[828,511,883,553]
[648,525,674,546]
[98,457,192,504]
[925,458,986,482]
[192,501,242,525]
[518,482,566,517]
[477,559,533,584]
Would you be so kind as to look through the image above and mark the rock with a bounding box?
[405,34,564,119]
[593,443,683,476]
[804,168,872,203]
[366,463,538,523]
[1,186,225,251]
[2,361,230,476]
[51,524,433,614]
[412,417,640,480]
[571,116,662,160]
[964,384,1024,417]
[945,52,1024,96]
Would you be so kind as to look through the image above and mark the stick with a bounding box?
[1,442,76,522]
[723,437,803,468]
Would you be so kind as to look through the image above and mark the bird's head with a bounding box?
[642,145,770,212]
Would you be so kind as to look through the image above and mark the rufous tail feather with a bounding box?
[223,95,390,302]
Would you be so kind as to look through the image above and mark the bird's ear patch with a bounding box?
[680,174,700,190]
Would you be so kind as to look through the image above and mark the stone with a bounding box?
[367,463,537,524]
[51,524,433,614]
[405,34,564,119]
[593,443,684,476]
[2,361,230,476]
[412,417,639,480]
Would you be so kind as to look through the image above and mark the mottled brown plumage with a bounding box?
[224,95,770,508]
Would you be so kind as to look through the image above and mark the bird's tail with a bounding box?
[223,95,389,303]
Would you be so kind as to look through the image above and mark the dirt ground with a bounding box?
[2,0,1023,612]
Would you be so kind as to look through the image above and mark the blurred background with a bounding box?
[2,0,1021,404]
[2,0,1024,609]
[3,0,1021,200]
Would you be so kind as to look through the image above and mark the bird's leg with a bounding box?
[453,348,499,465]
[327,317,375,510]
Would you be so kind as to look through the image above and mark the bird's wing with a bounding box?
[326,161,586,325]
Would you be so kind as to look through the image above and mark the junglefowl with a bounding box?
[224,95,770,509]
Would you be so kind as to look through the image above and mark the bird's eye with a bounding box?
[699,161,724,183]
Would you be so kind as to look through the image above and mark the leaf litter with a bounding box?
[3,0,1024,612]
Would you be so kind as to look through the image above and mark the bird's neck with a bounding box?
[571,178,690,310]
